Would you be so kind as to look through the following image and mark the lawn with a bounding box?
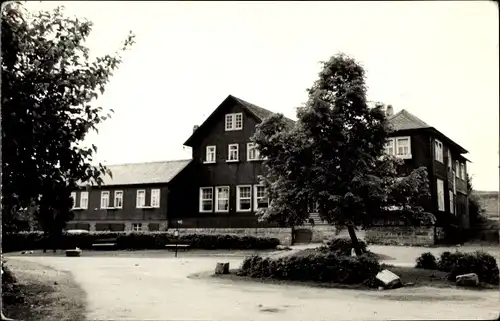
[2,259,86,321]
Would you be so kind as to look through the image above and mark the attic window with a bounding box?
[225,113,243,131]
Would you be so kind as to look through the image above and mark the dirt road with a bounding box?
[7,255,499,321]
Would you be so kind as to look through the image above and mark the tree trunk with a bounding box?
[347,225,363,256]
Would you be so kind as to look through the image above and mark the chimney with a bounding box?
[386,105,394,117]
[193,125,199,132]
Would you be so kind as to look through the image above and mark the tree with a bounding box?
[467,175,486,228]
[1,3,135,236]
[252,53,432,255]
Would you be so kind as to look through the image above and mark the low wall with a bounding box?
[295,225,338,243]
[172,227,293,246]
[365,226,435,246]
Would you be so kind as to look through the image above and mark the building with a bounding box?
[68,95,469,232]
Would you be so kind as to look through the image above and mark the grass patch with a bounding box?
[2,259,86,321]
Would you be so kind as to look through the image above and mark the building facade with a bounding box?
[68,95,469,232]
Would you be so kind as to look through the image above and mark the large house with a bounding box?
[67,95,470,232]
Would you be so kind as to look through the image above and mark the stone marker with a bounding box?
[65,248,82,257]
[456,273,479,287]
[215,262,230,275]
[376,269,402,289]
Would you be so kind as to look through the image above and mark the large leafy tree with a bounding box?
[252,54,432,255]
[1,3,134,234]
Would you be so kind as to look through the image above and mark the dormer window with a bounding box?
[225,113,243,131]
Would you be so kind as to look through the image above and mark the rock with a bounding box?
[65,249,81,257]
[21,251,26,255]
[376,269,402,289]
[378,286,385,291]
[276,245,291,251]
[215,262,230,275]
[456,273,479,287]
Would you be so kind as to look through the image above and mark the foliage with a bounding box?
[436,251,499,285]
[1,3,135,233]
[238,252,381,284]
[252,53,431,254]
[318,237,367,255]
[467,175,488,228]
[415,252,438,270]
[1,231,280,252]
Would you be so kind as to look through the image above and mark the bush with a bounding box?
[437,251,499,285]
[1,231,280,252]
[238,251,381,284]
[415,252,438,270]
[318,237,367,255]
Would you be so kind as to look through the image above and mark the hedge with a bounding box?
[238,252,381,284]
[318,237,367,255]
[2,231,281,252]
[415,250,499,285]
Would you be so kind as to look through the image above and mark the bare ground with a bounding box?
[5,252,499,321]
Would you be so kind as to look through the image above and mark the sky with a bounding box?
[25,1,499,191]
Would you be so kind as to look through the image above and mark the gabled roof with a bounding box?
[184,94,295,146]
[80,159,192,187]
[387,109,431,131]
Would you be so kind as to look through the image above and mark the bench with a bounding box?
[165,243,191,251]
[92,238,118,249]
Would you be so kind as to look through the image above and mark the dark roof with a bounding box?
[79,159,191,187]
[387,109,431,131]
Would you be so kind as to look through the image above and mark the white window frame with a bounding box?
[455,160,460,178]
[460,163,466,180]
[132,223,143,232]
[437,179,445,211]
[70,192,77,209]
[236,185,252,212]
[100,191,110,209]
[80,191,89,209]
[254,185,269,210]
[225,113,243,131]
[449,190,454,215]
[247,142,261,161]
[114,190,123,209]
[447,149,452,169]
[227,144,239,162]
[199,187,214,213]
[215,186,230,213]
[434,139,443,163]
[395,136,411,159]
[384,138,395,156]
[136,189,146,208]
[204,145,216,164]
[151,189,160,208]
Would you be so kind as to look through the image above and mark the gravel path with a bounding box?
[7,254,499,321]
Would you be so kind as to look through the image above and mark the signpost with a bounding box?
[174,220,183,258]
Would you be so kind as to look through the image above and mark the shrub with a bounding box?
[415,252,438,270]
[239,251,381,284]
[1,231,280,252]
[318,237,367,255]
[439,251,499,285]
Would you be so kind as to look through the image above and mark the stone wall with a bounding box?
[172,227,293,246]
[365,226,435,246]
[295,225,338,243]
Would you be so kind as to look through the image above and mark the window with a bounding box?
[215,186,230,212]
[447,149,452,169]
[395,137,411,158]
[237,185,252,212]
[199,187,214,212]
[114,191,123,209]
[455,161,459,178]
[70,192,77,209]
[384,138,395,155]
[100,191,110,209]
[227,144,239,161]
[449,190,454,214]
[205,146,216,163]
[225,113,243,131]
[136,190,146,208]
[80,192,89,209]
[247,143,261,161]
[437,179,444,211]
[132,223,143,232]
[460,163,466,180]
[434,139,443,163]
[254,185,269,210]
[151,189,160,208]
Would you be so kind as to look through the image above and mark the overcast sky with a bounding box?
[27,1,498,191]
